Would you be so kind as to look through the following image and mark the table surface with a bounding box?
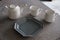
[0,12,60,40]
[0,0,60,40]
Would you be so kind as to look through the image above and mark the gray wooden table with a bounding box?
[0,0,60,40]
[0,13,60,40]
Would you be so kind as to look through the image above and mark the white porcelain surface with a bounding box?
[30,5,38,16]
[34,8,46,21]
[45,10,56,22]
[7,5,20,19]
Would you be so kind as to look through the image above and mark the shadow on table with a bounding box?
[3,28,34,40]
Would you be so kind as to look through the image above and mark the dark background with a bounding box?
[40,0,52,1]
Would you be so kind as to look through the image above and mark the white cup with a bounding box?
[44,10,56,22]
[34,8,46,21]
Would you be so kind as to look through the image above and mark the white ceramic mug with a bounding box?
[34,8,46,21]
[44,10,56,22]
[5,4,21,19]
[30,5,38,16]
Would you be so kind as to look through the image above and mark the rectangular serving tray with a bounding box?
[14,17,43,37]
